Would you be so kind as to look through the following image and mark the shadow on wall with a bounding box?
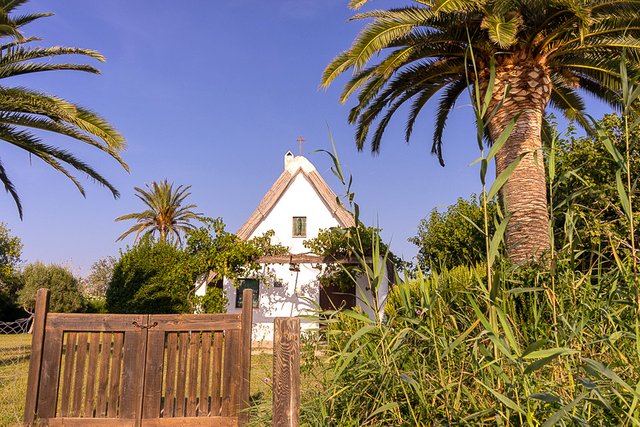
[227,263,321,344]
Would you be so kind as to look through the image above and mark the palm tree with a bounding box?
[0,0,127,218]
[322,0,640,263]
[115,180,205,245]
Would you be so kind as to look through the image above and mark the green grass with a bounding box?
[0,334,31,427]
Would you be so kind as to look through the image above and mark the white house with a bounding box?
[210,151,390,344]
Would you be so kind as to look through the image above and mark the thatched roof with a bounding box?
[236,155,355,240]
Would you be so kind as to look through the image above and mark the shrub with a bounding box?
[106,239,196,313]
[17,262,84,313]
[409,195,497,271]
[193,285,227,314]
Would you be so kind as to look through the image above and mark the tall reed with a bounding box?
[291,52,640,426]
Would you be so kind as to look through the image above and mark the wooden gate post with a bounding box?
[273,317,300,427]
[24,288,50,425]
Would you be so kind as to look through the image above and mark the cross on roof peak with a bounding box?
[296,135,305,156]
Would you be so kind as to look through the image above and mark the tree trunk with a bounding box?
[485,55,551,263]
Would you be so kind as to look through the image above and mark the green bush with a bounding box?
[106,239,196,313]
[84,297,107,313]
[18,262,85,313]
[0,222,23,320]
[193,285,227,314]
[410,195,497,271]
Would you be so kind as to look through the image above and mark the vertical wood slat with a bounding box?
[120,319,147,419]
[142,329,166,419]
[35,327,64,419]
[96,332,112,417]
[211,332,223,416]
[238,289,253,426]
[59,332,77,417]
[83,332,100,417]
[24,288,50,425]
[70,333,89,416]
[199,332,211,416]
[163,333,178,417]
[187,332,200,416]
[222,330,240,417]
[175,332,189,417]
[273,317,300,427]
[107,332,124,417]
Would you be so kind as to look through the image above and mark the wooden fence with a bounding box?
[24,288,301,427]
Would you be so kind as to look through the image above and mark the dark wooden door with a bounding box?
[319,283,356,311]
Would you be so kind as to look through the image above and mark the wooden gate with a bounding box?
[24,288,253,427]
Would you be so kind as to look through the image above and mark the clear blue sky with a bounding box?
[2,1,612,276]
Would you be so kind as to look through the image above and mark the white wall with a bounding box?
[251,172,340,253]
[224,263,321,343]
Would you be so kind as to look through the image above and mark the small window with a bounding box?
[292,216,307,237]
[235,279,259,308]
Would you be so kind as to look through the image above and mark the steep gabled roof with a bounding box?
[236,155,355,240]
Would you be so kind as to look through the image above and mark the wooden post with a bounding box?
[238,289,253,425]
[273,317,300,427]
[24,288,50,425]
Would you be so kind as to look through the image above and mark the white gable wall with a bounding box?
[251,172,342,253]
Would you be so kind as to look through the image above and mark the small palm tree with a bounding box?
[115,180,205,245]
[322,0,640,263]
[0,0,127,218]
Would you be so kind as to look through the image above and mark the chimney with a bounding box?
[284,151,295,170]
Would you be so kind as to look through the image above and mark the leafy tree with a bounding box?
[81,256,115,298]
[304,224,405,290]
[551,114,640,263]
[0,222,23,320]
[410,195,497,271]
[322,0,640,263]
[115,180,205,245]
[0,0,127,218]
[17,262,84,313]
[106,238,196,313]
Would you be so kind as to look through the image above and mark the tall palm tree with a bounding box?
[0,0,127,218]
[115,180,205,245]
[322,0,640,263]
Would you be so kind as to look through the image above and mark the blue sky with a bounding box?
[2,1,612,275]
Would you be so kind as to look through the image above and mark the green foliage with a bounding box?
[410,195,497,271]
[17,262,84,313]
[193,286,227,314]
[81,256,115,298]
[0,0,127,218]
[302,258,640,425]
[551,114,640,262]
[106,218,286,314]
[186,218,288,286]
[84,297,107,314]
[304,224,404,290]
[0,222,23,320]
[0,222,21,282]
[106,238,196,313]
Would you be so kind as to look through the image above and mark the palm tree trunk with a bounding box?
[485,56,552,263]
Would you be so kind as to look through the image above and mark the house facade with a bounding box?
[214,151,389,344]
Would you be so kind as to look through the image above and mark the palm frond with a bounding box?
[0,157,21,218]
[432,79,468,165]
